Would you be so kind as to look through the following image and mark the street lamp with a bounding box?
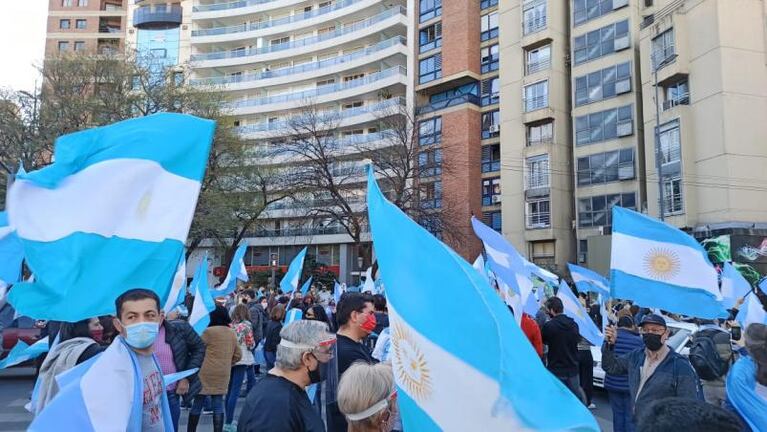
[270,253,278,289]
[652,52,678,221]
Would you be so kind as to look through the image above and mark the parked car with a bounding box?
[0,316,44,363]
[591,321,698,388]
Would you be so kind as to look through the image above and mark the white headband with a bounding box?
[278,339,315,350]
[345,398,389,421]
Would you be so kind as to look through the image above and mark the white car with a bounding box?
[591,321,699,388]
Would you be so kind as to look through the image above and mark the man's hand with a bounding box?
[175,378,190,395]
[605,325,617,345]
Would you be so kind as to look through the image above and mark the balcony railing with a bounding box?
[652,46,676,70]
[194,0,281,12]
[191,7,405,61]
[267,196,365,211]
[527,210,551,228]
[229,66,406,110]
[192,0,362,36]
[662,93,689,111]
[133,4,182,30]
[192,37,405,86]
[524,95,548,112]
[525,58,551,75]
[525,174,550,190]
[523,16,547,35]
[416,93,480,115]
[250,225,350,238]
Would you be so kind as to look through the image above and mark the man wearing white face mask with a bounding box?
[112,288,170,432]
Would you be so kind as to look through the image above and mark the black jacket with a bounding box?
[247,303,267,343]
[542,314,580,377]
[164,320,206,398]
[264,321,283,353]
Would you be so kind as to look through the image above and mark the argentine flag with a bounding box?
[362,267,375,293]
[280,247,307,294]
[0,212,24,286]
[211,243,249,298]
[556,280,604,347]
[0,338,49,369]
[610,206,727,319]
[367,169,598,431]
[736,291,767,329]
[7,114,215,321]
[720,262,752,310]
[162,254,188,314]
[189,254,216,335]
[567,263,609,298]
[333,280,343,304]
[300,276,313,295]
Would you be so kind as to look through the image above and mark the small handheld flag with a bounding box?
[556,280,604,346]
[567,263,609,298]
[211,243,249,298]
[189,254,215,336]
[720,262,752,310]
[299,276,313,296]
[0,338,49,369]
[280,247,307,294]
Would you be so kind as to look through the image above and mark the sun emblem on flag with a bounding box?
[391,323,432,402]
[136,189,153,219]
[643,248,681,280]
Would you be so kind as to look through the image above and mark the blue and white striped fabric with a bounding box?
[0,212,23,286]
[0,338,49,369]
[720,262,752,310]
[284,308,303,326]
[280,247,307,294]
[367,169,598,431]
[568,263,609,298]
[29,337,173,431]
[299,276,313,296]
[164,367,199,387]
[189,255,215,336]
[162,254,188,314]
[736,290,767,329]
[557,280,604,346]
[362,267,375,293]
[726,355,767,432]
[333,280,343,304]
[211,243,249,298]
[610,206,727,319]
[7,114,215,321]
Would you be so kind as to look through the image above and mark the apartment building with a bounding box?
[125,1,191,67]
[45,0,127,57]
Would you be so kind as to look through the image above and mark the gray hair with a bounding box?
[275,320,333,371]
[337,363,394,429]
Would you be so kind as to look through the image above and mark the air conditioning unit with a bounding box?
[492,195,502,204]
[489,124,501,134]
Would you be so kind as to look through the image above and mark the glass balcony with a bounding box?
[416,93,480,115]
[133,5,183,30]
[194,0,282,12]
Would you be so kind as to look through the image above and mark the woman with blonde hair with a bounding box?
[337,362,398,432]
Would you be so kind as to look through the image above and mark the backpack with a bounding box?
[688,328,733,380]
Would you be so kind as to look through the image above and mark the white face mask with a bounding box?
[261,302,268,309]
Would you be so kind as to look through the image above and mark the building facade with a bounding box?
[45,0,127,57]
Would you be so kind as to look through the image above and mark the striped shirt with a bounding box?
[153,324,177,392]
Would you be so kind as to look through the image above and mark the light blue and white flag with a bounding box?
[522,287,541,317]
[333,280,343,304]
[726,355,767,432]
[0,338,49,369]
[280,247,307,294]
[189,255,215,336]
[299,276,313,296]
[284,307,303,326]
[0,212,23,286]
[568,263,609,298]
[211,243,249,298]
[367,169,598,431]
[720,262,752,310]
[162,254,187,314]
[736,291,767,329]
[599,295,610,332]
[362,267,376,293]
[610,206,727,319]
[29,337,173,431]
[7,114,215,321]
[557,280,604,347]
[163,367,199,387]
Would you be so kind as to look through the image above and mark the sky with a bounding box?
[0,1,48,93]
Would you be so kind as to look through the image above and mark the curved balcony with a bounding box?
[236,97,405,139]
[229,66,407,116]
[190,7,406,68]
[191,0,375,44]
[191,37,406,90]
[133,4,183,30]
[193,0,305,19]
[254,131,394,166]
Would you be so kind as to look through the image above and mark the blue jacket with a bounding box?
[603,328,643,392]
[601,342,702,419]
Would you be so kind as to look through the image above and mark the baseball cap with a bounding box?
[639,313,667,328]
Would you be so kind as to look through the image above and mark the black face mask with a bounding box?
[307,354,323,384]
[642,333,664,351]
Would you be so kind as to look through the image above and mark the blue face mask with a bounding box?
[123,321,159,349]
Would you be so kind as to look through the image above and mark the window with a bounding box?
[573,0,627,26]
[422,181,442,209]
[481,144,501,173]
[523,0,547,35]
[663,80,689,110]
[419,54,442,83]
[578,193,636,227]
[481,12,499,41]
[76,19,87,29]
[573,19,630,65]
[317,78,335,87]
[60,19,71,29]
[62,0,73,6]
[527,199,551,228]
[420,0,442,22]
[530,241,555,267]
[482,177,501,206]
[418,148,443,177]
[419,23,442,53]
[574,61,632,106]
[74,41,86,51]
[575,104,633,145]
[78,0,88,5]
[419,116,442,146]
[652,28,675,70]
[270,36,290,46]
[481,44,499,73]
[484,211,502,232]
[526,44,551,75]
[150,48,167,58]
[526,154,550,190]
[343,73,364,82]
[481,0,499,9]
[481,109,500,139]
[663,177,683,215]
[481,76,499,106]
[343,101,364,110]
[58,41,69,52]
[577,148,635,186]
[658,120,681,166]
[524,80,549,112]
[527,121,553,146]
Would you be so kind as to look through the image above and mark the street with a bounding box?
[0,367,615,431]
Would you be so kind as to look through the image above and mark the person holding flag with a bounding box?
[604,316,643,432]
[724,323,767,431]
[541,296,586,403]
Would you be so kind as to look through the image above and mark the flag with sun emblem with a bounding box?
[6,113,215,321]
[610,206,727,319]
[366,168,599,431]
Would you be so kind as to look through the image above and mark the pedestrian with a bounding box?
[264,304,286,370]
[337,363,398,432]
[241,289,266,378]
[188,305,241,432]
[98,315,118,345]
[604,316,644,432]
[541,297,585,403]
[305,304,333,330]
[724,322,767,431]
[636,397,743,432]
[688,318,734,407]
[225,305,257,431]
[236,320,336,432]
[577,337,596,409]
[602,313,701,422]
[508,305,544,359]
[371,294,389,336]
[151,309,206,432]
